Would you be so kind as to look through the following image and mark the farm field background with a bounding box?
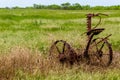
[0,9,120,80]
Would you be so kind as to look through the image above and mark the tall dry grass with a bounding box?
[0,46,120,80]
[0,46,60,79]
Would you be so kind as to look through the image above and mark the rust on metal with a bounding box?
[49,40,81,66]
[49,13,113,67]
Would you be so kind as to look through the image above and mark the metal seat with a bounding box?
[87,28,105,35]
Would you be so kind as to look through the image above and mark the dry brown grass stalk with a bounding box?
[0,46,67,79]
[0,46,119,79]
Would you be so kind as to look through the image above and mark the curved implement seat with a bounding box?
[87,28,105,35]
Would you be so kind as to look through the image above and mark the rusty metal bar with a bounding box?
[92,34,112,47]
[87,13,95,31]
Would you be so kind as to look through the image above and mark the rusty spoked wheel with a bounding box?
[49,40,77,65]
[49,40,66,60]
[88,39,113,66]
[49,40,69,62]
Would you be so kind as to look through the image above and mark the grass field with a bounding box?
[0,9,120,80]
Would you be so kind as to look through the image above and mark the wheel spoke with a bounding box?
[94,41,99,52]
[55,45,61,54]
[89,39,113,66]
[99,42,105,52]
[62,43,66,54]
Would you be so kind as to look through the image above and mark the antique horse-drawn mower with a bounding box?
[49,13,113,67]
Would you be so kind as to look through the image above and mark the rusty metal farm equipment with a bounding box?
[49,13,113,67]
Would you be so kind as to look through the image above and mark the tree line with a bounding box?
[8,2,120,10]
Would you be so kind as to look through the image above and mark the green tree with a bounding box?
[47,4,61,9]
[12,6,21,9]
[61,2,71,9]
[82,5,90,10]
[72,3,82,10]
[33,4,45,9]
[92,6,105,10]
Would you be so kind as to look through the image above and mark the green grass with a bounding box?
[14,69,120,80]
[0,9,120,79]
[0,9,120,52]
